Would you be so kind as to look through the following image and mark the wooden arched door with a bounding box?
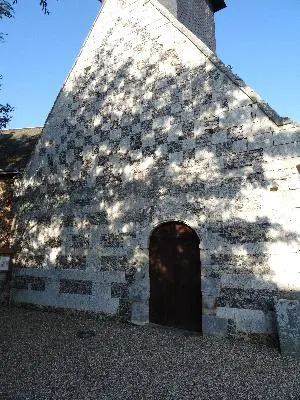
[149,222,202,331]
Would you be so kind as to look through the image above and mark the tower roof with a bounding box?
[209,0,226,12]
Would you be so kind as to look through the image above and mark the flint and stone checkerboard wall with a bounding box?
[11,0,300,345]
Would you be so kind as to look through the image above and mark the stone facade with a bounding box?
[11,0,300,347]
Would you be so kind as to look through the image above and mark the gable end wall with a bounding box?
[11,0,300,346]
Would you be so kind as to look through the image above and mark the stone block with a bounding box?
[217,288,277,311]
[211,131,227,144]
[216,306,235,320]
[232,139,247,153]
[171,103,182,114]
[270,142,300,160]
[216,307,274,334]
[235,309,268,334]
[201,277,220,296]
[0,256,10,271]
[202,295,216,310]
[276,299,300,357]
[273,128,300,146]
[202,315,228,337]
[248,131,273,151]
[169,151,183,163]
[131,301,148,325]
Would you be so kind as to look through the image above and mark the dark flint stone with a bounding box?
[182,122,194,139]
[132,115,140,125]
[13,277,28,290]
[87,211,108,225]
[142,146,154,157]
[217,288,279,311]
[56,255,87,270]
[227,318,236,334]
[224,149,263,170]
[118,299,131,318]
[183,149,195,160]
[100,256,127,270]
[46,237,62,247]
[59,279,92,295]
[153,106,171,118]
[209,221,271,244]
[210,253,270,275]
[216,141,232,157]
[84,136,93,145]
[168,142,182,153]
[130,137,142,150]
[58,151,66,164]
[141,120,153,132]
[13,276,46,292]
[31,278,46,291]
[111,283,129,298]
[121,126,131,137]
[72,235,89,248]
[100,233,124,246]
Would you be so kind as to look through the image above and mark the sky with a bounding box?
[0,0,299,128]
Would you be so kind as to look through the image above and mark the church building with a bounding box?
[10,0,300,353]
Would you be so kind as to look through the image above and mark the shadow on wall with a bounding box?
[10,23,300,343]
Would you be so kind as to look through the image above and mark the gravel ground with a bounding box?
[0,306,300,400]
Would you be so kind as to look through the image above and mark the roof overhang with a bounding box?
[209,0,226,12]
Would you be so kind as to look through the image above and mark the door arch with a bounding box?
[149,222,202,331]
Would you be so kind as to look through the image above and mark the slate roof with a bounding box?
[0,127,42,173]
[209,0,226,12]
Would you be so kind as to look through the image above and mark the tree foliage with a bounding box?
[0,1,14,19]
[0,74,14,129]
[0,1,14,40]
[13,0,50,15]
[0,102,14,129]
[0,1,50,16]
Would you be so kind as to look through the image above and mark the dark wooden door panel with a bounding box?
[149,222,202,331]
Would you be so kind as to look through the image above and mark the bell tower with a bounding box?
[158,0,226,52]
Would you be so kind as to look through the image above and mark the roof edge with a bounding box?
[0,126,43,131]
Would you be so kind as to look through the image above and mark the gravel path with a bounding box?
[0,306,299,400]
